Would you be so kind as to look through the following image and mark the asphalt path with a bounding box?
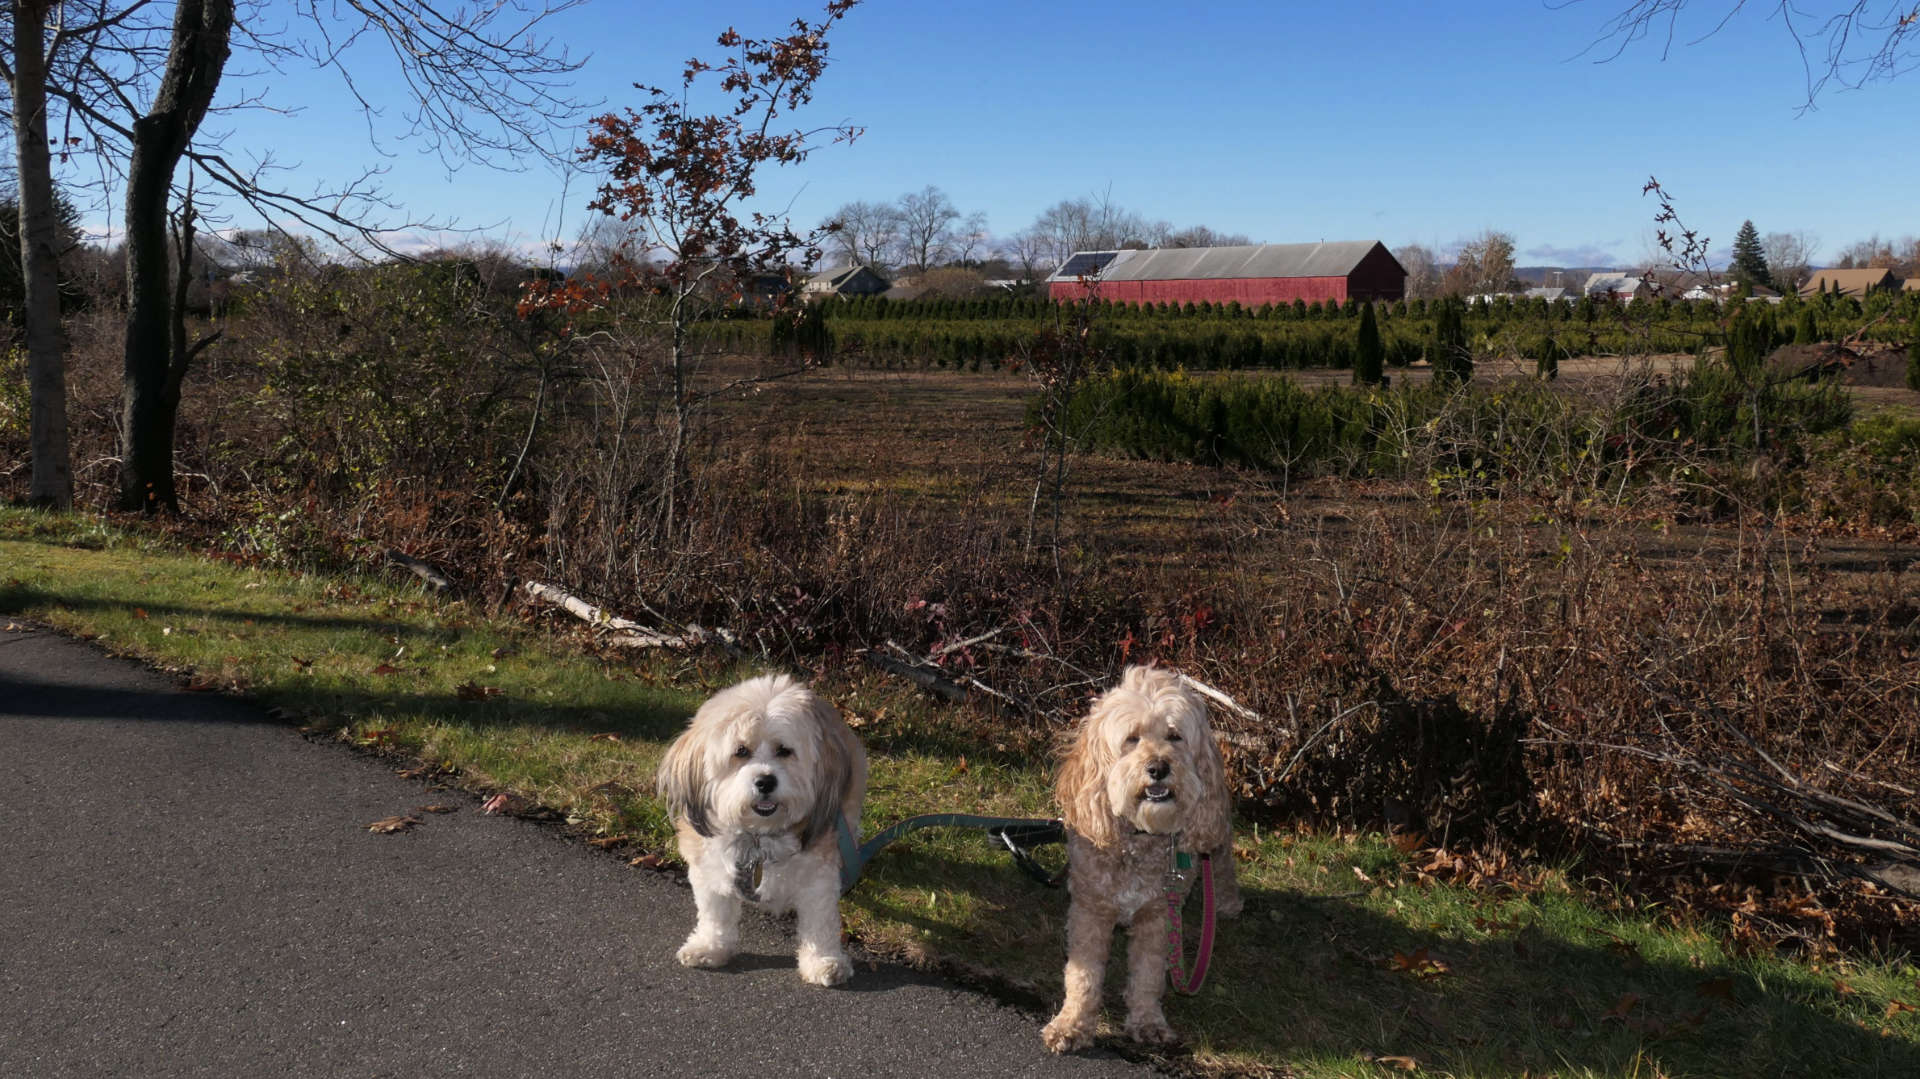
[0,624,1155,1078]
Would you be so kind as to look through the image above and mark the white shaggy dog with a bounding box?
[1041,666,1242,1052]
[655,673,867,987]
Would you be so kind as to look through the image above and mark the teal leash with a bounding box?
[838,812,1066,895]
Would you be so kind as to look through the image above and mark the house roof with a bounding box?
[1049,241,1399,284]
[1801,267,1900,295]
[1583,272,1645,295]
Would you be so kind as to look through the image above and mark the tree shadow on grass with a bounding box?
[849,847,1920,1078]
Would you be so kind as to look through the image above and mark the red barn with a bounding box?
[1047,241,1406,306]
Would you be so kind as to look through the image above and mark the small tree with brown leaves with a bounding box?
[523,1,859,538]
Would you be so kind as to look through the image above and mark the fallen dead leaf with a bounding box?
[367,815,421,834]
[1371,1054,1419,1071]
[133,608,149,620]
[455,680,502,701]
[1888,1000,1916,1019]
[1352,865,1375,885]
[371,663,401,676]
[587,835,626,849]
[1696,976,1736,1003]
[629,853,664,869]
[417,804,457,814]
[1601,992,1643,1022]
[588,732,622,743]
[480,793,513,815]
[1388,948,1451,981]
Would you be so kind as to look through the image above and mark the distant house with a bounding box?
[1583,271,1650,303]
[1522,286,1572,302]
[1674,279,1781,303]
[1906,278,1920,293]
[1046,241,1406,306]
[739,270,794,308]
[1800,267,1900,298]
[802,264,890,299]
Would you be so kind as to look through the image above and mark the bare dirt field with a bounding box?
[718,357,1920,596]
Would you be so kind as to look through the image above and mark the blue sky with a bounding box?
[71,1,1920,268]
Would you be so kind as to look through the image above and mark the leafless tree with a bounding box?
[1394,243,1443,299]
[1030,193,1154,264]
[1834,233,1911,272]
[820,197,898,269]
[3,0,73,506]
[893,184,959,272]
[949,209,989,266]
[1441,229,1521,296]
[1755,231,1816,292]
[2,0,591,511]
[1164,223,1253,248]
[1000,226,1053,285]
[1577,1,1920,108]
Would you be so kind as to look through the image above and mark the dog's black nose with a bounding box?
[1146,759,1170,781]
[754,773,778,794]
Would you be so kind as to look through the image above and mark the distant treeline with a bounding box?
[715,288,1920,371]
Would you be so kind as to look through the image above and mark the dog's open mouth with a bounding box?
[1143,784,1173,803]
[752,800,779,817]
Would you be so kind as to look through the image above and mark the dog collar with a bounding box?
[733,836,784,900]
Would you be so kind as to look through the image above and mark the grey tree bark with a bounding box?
[8,0,72,508]
[115,0,232,513]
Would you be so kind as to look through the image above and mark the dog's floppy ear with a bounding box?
[1056,701,1121,850]
[1182,706,1234,855]
[799,694,858,848]
[656,724,713,838]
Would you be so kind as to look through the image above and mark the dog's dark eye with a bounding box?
[733,745,751,759]
[774,744,794,758]
[1123,735,1139,746]
[1168,732,1184,742]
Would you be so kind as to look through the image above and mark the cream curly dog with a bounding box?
[1041,666,1242,1052]
[655,673,867,987]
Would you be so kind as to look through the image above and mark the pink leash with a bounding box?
[1165,853,1215,994]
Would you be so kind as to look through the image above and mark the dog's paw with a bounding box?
[1041,1015,1095,1054]
[1124,1013,1178,1046]
[676,940,734,969]
[798,951,853,987]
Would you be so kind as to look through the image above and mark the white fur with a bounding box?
[656,673,866,986]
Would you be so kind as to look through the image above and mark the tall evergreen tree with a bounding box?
[1352,301,1384,385]
[1431,297,1471,388]
[1730,220,1772,290]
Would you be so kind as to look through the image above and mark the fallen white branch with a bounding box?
[1178,672,1262,725]
[522,580,718,649]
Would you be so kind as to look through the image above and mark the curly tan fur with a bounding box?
[1042,666,1242,1053]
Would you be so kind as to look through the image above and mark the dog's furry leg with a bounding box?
[676,873,742,969]
[792,862,852,987]
[1211,845,1244,918]
[1042,899,1113,1052]
[1122,900,1177,1045]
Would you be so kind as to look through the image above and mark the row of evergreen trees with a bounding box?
[724,289,1910,374]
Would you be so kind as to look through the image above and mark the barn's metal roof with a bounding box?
[1051,241,1391,283]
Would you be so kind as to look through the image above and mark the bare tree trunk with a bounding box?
[115,0,231,513]
[9,0,72,508]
